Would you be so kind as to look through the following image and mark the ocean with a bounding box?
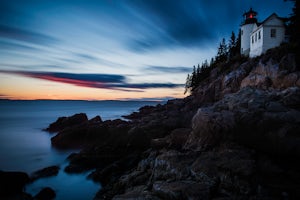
[0,100,160,200]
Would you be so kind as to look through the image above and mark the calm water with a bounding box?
[0,100,159,199]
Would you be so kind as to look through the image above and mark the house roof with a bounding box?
[251,13,285,33]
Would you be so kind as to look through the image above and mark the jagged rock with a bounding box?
[45,113,88,133]
[152,181,211,200]
[152,150,197,181]
[151,138,168,150]
[184,108,235,151]
[88,153,140,184]
[34,187,55,200]
[222,61,251,94]
[30,166,60,181]
[50,118,129,149]
[112,186,160,200]
[240,58,300,90]
[89,115,103,124]
[185,87,300,157]
[46,47,300,200]
[0,171,30,197]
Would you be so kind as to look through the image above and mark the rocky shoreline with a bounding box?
[1,46,300,199]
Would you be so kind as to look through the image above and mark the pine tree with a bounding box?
[210,57,215,66]
[191,65,197,90]
[228,31,237,60]
[184,74,191,94]
[216,38,228,63]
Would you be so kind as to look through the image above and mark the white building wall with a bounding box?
[261,26,285,53]
[249,15,285,57]
[240,23,256,56]
[249,27,264,57]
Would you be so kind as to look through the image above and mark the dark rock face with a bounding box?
[0,171,30,197]
[45,113,88,133]
[34,187,56,200]
[30,166,60,181]
[45,48,300,199]
[185,87,300,156]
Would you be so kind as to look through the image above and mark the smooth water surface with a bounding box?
[0,100,159,199]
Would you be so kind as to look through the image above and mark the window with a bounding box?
[241,30,243,35]
[258,31,261,39]
[252,36,254,43]
[271,29,276,38]
[255,33,257,42]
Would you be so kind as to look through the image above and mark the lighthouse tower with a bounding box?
[240,8,257,56]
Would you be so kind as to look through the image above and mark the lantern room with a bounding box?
[243,8,258,25]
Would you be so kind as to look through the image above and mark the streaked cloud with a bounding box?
[0,70,183,91]
[0,0,293,100]
[0,40,39,52]
[0,24,59,45]
[74,53,98,61]
[145,66,192,74]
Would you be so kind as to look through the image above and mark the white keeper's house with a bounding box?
[240,8,287,58]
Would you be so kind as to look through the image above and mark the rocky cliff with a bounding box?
[46,45,300,200]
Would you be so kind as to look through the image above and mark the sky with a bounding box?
[0,0,294,100]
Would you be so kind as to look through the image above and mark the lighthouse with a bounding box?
[240,8,258,56]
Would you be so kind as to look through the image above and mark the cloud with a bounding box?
[124,0,235,52]
[0,94,13,100]
[145,66,192,74]
[123,0,292,52]
[75,53,98,61]
[0,24,59,45]
[0,40,39,51]
[112,83,184,89]
[0,70,183,91]
[0,63,71,71]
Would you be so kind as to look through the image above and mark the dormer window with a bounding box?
[271,29,276,38]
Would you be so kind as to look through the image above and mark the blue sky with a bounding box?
[0,0,294,100]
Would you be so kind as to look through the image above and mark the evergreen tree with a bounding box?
[285,0,299,44]
[184,74,191,94]
[210,57,215,66]
[284,0,299,67]
[228,31,237,59]
[191,65,197,90]
[216,38,228,63]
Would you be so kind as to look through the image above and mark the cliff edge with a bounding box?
[47,45,300,200]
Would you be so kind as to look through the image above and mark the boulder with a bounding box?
[89,115,103,124]
[45,113,88,133]
[34,187,56,200]
[30,166,60,181]
[0,171,30,197]
[185,87,300,158]
[152,181,211,200]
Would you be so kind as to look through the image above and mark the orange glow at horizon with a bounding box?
[0,74,185,100]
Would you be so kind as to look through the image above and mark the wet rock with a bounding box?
[88,153,140,184]
[152,150,197,181]
[30,166,60,181]
[89,115,103,124]
[151,138,168,150]
[0,171,30,197]
[34,187,55,200]
[45,48,300,200]
[184,108,235,151]
[153,181,211,200]
[45,113,88,133]
[112,185,160,200]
